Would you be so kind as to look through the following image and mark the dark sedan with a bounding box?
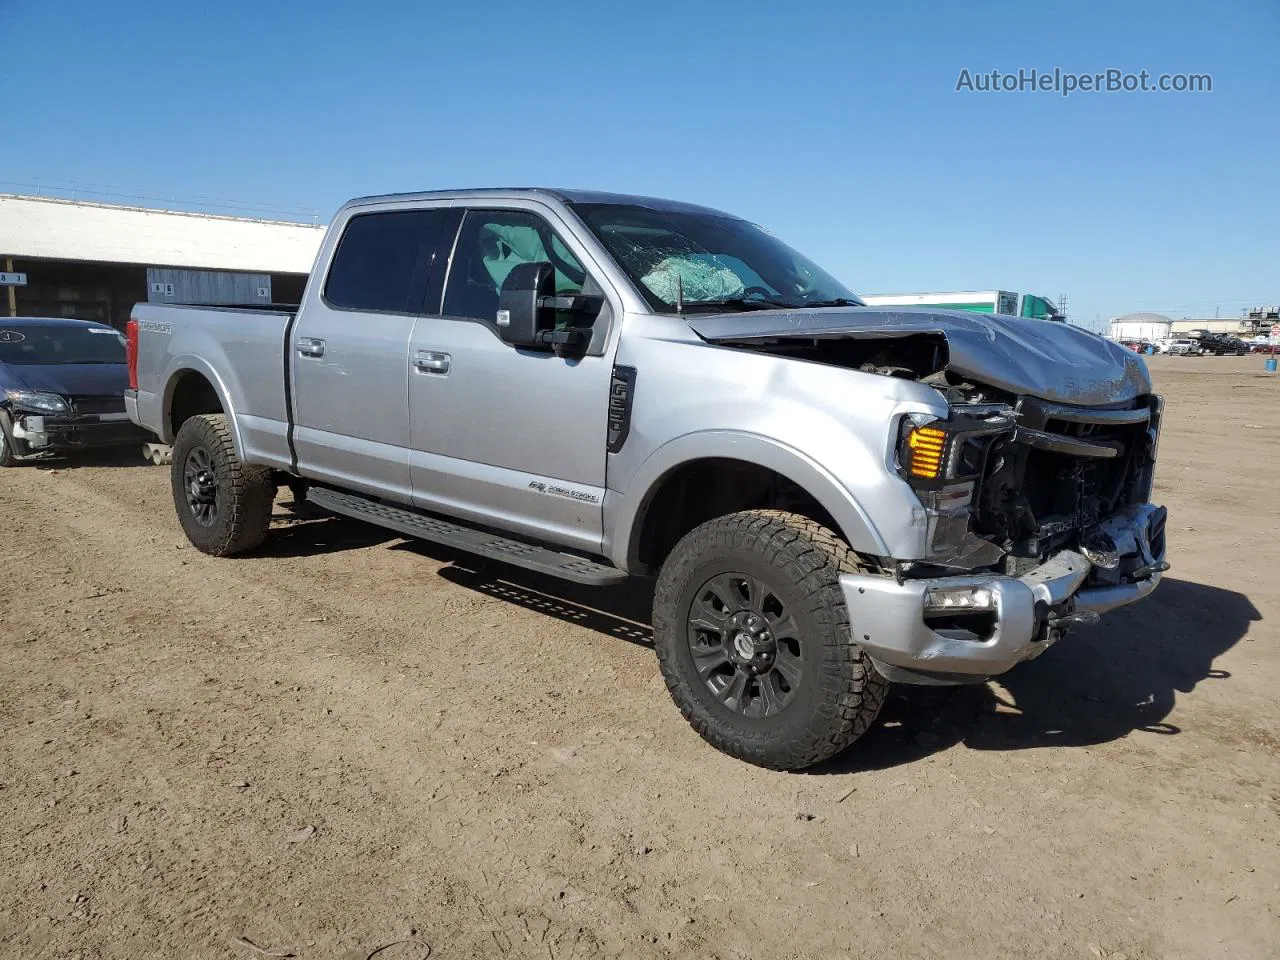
[0,317,151,466]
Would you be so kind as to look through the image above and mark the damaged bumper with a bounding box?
[9,410,149,456]
[842,503,1168,685]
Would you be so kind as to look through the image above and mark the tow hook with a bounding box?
[1035,603,1101,641]
[1048,609,1101,629]
[1131,559,1171,581]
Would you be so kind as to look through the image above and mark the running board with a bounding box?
[306,486,629,586]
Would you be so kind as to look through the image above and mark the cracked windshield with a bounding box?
[572,202,862,312]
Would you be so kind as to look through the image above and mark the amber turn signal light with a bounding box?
[904,425,947,479]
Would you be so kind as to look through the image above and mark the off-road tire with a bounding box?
[652,509,888,770]
[171,414,275,556]
[0,410,17,467]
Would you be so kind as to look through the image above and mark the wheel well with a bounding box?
[632,458,842,574]
[168,371,223,438]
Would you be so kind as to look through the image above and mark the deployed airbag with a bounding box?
[641,255,746,303]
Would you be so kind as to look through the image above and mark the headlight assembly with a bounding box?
[5,390,70,414]
[894,408,1016,569]
[895,409,1014,490]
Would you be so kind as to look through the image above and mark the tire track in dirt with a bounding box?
[1,466,740,957]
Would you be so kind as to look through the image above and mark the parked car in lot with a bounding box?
[125,188,1169,770]
[1159,338,1202,356]
[1186,331,1248,355]
[1213,335,1244,355]
[0,317,151,467]
[1121,339,1158,355]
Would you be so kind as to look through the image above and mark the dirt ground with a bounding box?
[1,355,1277,960]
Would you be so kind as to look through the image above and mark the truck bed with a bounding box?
[129,302,297,470]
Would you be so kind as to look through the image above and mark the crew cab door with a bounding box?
[289,205,455,501]
[406,203,619,553]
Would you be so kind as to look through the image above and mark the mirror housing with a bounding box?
[497,262,556,348]
[497,261,602,352]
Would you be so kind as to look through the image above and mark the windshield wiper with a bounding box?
[681,296,802,312]
[802,298,862,308]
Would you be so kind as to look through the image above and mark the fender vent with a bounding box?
[607,365,636,453]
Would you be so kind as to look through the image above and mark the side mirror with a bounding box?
[497,261,603,352]
[497,262,556,348]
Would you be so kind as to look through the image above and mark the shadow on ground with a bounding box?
[251,497,398,558]
[810,577,1260,774]
[257,515,1260,770]
[427,552,654,650]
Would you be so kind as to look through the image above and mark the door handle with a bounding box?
[297,337,326,358]
[414,351,451,374]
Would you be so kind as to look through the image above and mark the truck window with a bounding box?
[442,210,587,323]
[324,209,451,314]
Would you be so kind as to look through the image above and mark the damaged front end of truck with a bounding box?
[690,307,1169,684]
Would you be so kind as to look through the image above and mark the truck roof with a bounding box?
[343,187,741,221]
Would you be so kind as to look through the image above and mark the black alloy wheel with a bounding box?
[687,571,804,719]
[183,444,220,526]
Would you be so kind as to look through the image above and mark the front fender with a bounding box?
[605,430,891,572]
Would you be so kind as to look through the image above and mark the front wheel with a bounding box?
[170,414,275,556]
[652,510,888,770]
[0,411,18,467]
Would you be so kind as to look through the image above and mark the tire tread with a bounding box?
[652,509,888,770]
[170,414,274,556]
[0,410,17,467]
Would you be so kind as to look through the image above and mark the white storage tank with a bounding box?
[1110,312,1172,342]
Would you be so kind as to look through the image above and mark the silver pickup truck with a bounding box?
[126,188,1168,770]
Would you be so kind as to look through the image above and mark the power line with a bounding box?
[0,179,323,223]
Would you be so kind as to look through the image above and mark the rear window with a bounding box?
[323,209,452,313]
[0,325,125,365]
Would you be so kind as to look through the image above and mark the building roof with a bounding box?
[1112,312,1172,325]
[0,194,325,274]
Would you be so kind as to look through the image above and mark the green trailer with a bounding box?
[859,290,1064,321]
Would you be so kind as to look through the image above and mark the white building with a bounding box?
[0,194,326,328]
[1109,312,1173,342]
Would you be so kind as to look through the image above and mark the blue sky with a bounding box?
[2,0,1276,329]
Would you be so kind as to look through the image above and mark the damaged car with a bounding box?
[0,317,150,466]
[123,188,1168,770]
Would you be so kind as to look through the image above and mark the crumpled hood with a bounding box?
[687,306,1152,405]
[1,362,129,398]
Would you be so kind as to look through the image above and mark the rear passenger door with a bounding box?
[290,205,455,502]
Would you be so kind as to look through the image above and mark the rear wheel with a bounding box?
[170,414,275,556]
[652,509,888,770]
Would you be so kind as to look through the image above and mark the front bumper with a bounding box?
[842,503,1167,685]
[10,410,150,454]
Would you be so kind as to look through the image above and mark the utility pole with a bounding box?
[4,257,16,317]
[1058,294,1068,319]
